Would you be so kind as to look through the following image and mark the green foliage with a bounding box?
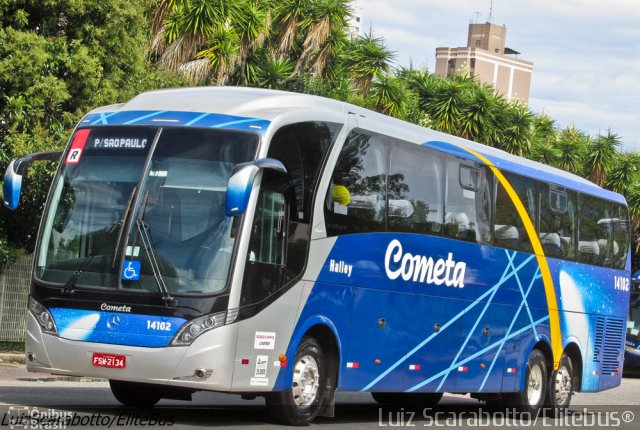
[0,0,186,265]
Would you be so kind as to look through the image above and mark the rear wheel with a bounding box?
[504,349,547,415]
[546,354,574,414]
[109,380,163,407]
[372,392,443,407]
[265,337,328,425]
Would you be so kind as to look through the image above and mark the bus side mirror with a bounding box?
[225,158,287,216]
[3,160,22,210]
[3,151,63,210]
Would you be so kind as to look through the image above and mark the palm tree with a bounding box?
[458,83,499,143]
[530,141,561,166]
[251,55,295,89]
[495,102,534,157]
[605,151,640,195]
[294,0,352,76]
[234,1,271,85]
[347,33,395,95]
[586,129,621,187]
[555,125,587,174]
[368,72,408,119]
[273,0,310,57]
[195,19,240,84]
[428,77,468,135]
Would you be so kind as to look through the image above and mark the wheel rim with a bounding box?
[554,365,572,406]
[292,354,320,407]
[527,364,543,406]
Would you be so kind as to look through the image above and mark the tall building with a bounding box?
[348,1,364,37]
[435,22,533,104]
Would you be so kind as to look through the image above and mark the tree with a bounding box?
[347,33,395,95]
[586,129,621,187]
[605,151,640,196]
[555,126,587,175]
[0,0,184,264]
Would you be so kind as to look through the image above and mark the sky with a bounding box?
[357,0,640,151]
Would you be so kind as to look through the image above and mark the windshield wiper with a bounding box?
[135,217,177,307]
[62,187,137,296]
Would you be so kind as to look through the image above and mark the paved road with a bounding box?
[1,364,639,429]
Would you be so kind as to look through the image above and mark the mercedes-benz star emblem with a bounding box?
[107,315,120,329]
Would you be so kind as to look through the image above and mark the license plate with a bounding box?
[92,352,126,369]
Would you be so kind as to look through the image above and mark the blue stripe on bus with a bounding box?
[49,308,186,348]
[80,111,270,135]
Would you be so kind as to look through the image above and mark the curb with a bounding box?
[0,352,25,365]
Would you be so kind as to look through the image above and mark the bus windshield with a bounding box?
[36,126,258,295]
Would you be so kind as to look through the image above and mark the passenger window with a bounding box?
[539,184,576,259]
[325,130,387,236]
[612,204,630,270]
[494,173,535,253]
[443,158,491,244]
[388,144,443,234]
[577,194,612,266]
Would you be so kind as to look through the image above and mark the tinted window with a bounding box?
[388,144,443,234]
[443,157,491,244]
[267,122,341,222]
[539,184,576,259]
[578,194,613,266]
[325,130,387,236]
[494,173,536,253]
[612,204,630,270]
[241,122,339,306]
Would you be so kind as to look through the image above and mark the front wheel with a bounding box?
[504,349,547,415]
[109,380,164,407]
[545,354,574,414]
[265,337,328,425]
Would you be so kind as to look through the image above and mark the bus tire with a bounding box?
[265,336,327,425]
[372,392,443,407]
[504,349,547,415]
[109,380,163,407]
[545,354,574,415]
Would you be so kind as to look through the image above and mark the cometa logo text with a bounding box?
[384,239,466,288]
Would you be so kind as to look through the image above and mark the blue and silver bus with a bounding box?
[3,87,631,424]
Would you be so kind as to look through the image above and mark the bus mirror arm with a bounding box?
[225,158,287,216]
[3,151,63,210]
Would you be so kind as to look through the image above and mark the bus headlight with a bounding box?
[28,297,58,336]
[170,311,226,346]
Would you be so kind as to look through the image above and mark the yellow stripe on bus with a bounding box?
[462,147,563,369]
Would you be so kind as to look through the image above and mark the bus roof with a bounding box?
[88,87,626,205]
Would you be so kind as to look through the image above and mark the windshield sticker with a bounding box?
[122,260,141,281]
[66,129,90,164]
[92,137,148,149]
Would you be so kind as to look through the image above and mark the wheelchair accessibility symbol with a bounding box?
[122,260,141,281]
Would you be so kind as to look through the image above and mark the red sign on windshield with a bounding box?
[65,129,90,164]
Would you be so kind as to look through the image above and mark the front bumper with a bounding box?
[25,312,237,391]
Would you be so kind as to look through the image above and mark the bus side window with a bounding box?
[539,184,576,259]
[443,158,491,244]
[324,130,387,236]
[577,193,612,266]
[612,204,630,270]
[387,143,443,235]
[495,173,536,253]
